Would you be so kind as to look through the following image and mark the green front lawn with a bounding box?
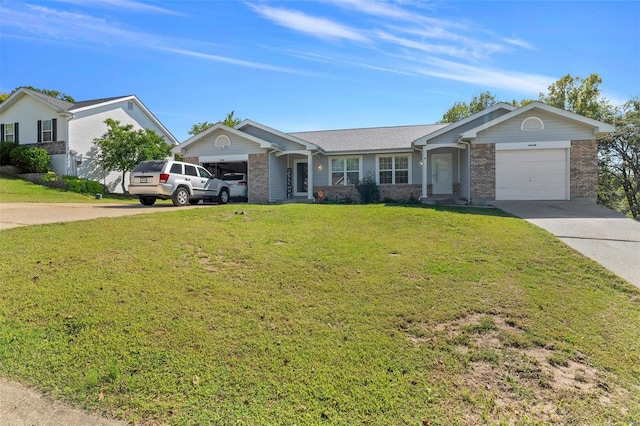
[0,175,138,203]
[0,204,638,424]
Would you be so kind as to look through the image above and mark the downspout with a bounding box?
[457,136,471,204]
[63,113,74,176]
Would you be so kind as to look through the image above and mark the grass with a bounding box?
[0,187,639,424]
[0,175,139,203]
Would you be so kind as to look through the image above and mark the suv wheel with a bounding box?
[218,188,229,205]
[172,187,190,207]
[139,196,156,206]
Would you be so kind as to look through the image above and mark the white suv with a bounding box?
[129,160,230,206]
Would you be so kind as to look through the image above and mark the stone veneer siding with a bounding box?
[248,153,268,203]
[570,139,597,199]
[312,183,460,203]
[470,143,495,202]
[183,157,199,165]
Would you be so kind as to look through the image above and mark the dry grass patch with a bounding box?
[404,313,635,424]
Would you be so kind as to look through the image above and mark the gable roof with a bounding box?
[173,122,278,153]
[291,124,447,154]
[236,119,320,151]
[0,88,178,145]
[413,102,516,146]
[460,101,616,140]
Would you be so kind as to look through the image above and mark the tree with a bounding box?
[1,87,75,104]
[439,92,497,123]
[93,119,172,193]
[188,121,214,136]
[539,73,611,121]
[221,110,241,127]
[598,98,640,219]
[188,111,242,136]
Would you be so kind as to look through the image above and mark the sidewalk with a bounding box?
[0,379,128,426]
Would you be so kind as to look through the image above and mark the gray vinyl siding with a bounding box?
[411,151,421,184]
[362,154,376,180]
[472,110,597,145]
[269,153,288,201]
[183,129,264,157]
[313,154,328,187]
[241,125,307,151]
[428,109,511,145]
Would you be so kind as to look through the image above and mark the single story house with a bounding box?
[172,102,614,205]
[0,88,178,193]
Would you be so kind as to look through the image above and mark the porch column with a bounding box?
[307,151,314,200]
[421,146,428,199]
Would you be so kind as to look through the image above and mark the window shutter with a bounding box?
[14,122,19,143]
[52,118,57,141]
[38,120,42,143]
[0,124,4,142]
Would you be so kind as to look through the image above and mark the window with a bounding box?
[128,101,134,111]
[197,166,212,179]
[521,116,544,131]
[170,163,183,174]
[3,123,15,142]
[377,155,410,184]
[185,165,198,176]
[42,119,52,142]
[331,157,360,185]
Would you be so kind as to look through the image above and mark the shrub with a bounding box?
[62,175,103,194]
[0,142,18,166]
[41,171,59,182]
[10,145,51,173]
[355,175,380,204]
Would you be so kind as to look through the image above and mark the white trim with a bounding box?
[215,134,231,147]
[461,101,615,140]
[174,124,277,153]
[413,103,517,146]
[235,119,321,151]
[424,142,467,151]
[276,149,309,157]
[293,159,308,196]
[375,153,412,185]
[200,154,249,163]
[495,140,571,151]
[431,152,453,194]
[329,155,362,186]
[521,116,544,131]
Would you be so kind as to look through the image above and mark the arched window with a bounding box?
[521,116,544,131]
[215,135,231,147]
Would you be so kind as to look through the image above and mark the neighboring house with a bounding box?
[172,101,614,205]
[0,88,178,193]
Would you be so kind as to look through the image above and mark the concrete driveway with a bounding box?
[493,199,640,289]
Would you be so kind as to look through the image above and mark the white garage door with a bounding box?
[495,148,569,200]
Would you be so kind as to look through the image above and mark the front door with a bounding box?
[432,153,453,194]
[294,160,308,196]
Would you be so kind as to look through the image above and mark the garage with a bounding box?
[200,154,248,179]
[495,141,570,201]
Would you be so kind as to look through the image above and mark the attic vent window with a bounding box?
[521,116,544,131]
[215,135,231,148]
[128,101,134,111]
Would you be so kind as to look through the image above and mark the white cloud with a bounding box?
[0,4,300,74]
[408,56,553,94]
[248,4,369,42]
[52,0,183,16]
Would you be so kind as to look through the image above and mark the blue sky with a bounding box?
[1,0,638,141]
